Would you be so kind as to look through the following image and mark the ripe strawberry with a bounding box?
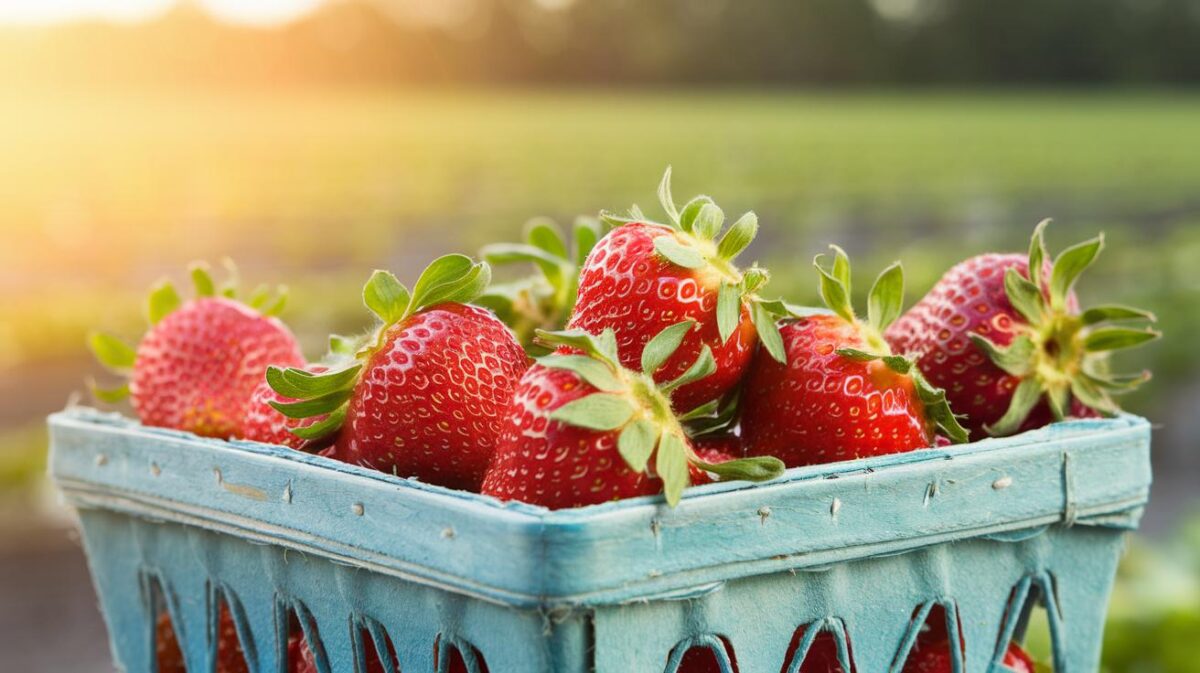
[477,215,611,352]
[267,255,528,491]
[742,247,968,466]
[481,324,784,508]
[89,262,303,439]
[568,168,791,414]
[156,603,248,673]
[886,221,1159,436]
[895,640,1034,673]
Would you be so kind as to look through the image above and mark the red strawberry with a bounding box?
[242,365,334,450]
[568,168,791,414]
[897,640,1034,673]
[886,221,1159,436]
[742,248,968,466]
[478,215,611,352]
[89,262,303,439]
[481,325,784,508]
[268,255,528,491]
[156,603,248,673]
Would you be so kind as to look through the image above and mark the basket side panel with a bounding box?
[593,525,1127,673]
[75,509,590,673]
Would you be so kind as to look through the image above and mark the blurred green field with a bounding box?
[0,87,1197,671]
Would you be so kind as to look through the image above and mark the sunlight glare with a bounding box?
[0,0,172,25]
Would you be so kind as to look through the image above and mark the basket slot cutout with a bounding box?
[211,587,252,673]
[781,619,853,673]
[434,634,490,673]
[146,573,187,673]
[283,600,329,673]
[995,573,1063,672]
[891,602,962,673]
[351,616,401,673]
[664,634,739,673]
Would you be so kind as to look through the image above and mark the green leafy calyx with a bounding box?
[602,167,792,362]
[819,246,969,444]
[478,216,611,353]
[266,254,491,442]
[536,323,785,507]
[980,220,1160,436]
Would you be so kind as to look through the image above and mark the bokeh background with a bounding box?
[1,1,1198,670]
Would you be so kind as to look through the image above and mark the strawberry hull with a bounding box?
[50,408,1149,673]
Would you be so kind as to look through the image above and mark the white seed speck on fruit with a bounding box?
[993,476,1013,490]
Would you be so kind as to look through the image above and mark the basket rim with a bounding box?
[48,407,1152,607]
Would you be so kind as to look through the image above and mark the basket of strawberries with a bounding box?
[52,170,1157,673]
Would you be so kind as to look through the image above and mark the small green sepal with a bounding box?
[89,380,131,403]
[146,281,181,326]
[88,332,136,374]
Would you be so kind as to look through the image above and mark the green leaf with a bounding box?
[662,345,716,393]
[814,251,854,323]
[573,216,604,267]
[1027,218,1050,292]
[270,388,355,419]
[1070,378,1119,416]
[656,431,690,507]
[410,254,490,310]
[362,270,410,325]
[534,328,619,366]
[537,354,624,393]
[1081,304,1157,325]
[880,355,913,374]
[289,405,347,441]
[830,245,852,296]
[1003,268,1045,325]
[481,243,563,273]
[90,380,130,403]
[281,364,362,398]
[190,262,215,297]
[716,211,758,261]
[751,302,787,363]
[550,393,636,431]
[677,195,715,233]
[677,399,720,422]
[617,419,657,473]
[641,320,695,376]
[986,377,1043,437]
[910,368,970,444]
[692,455,785,483]
[1047,384,1069,421]
[835,347,880,362]
[88,332,137,373]
[968,333,1035,377]
[657,166,679,226]
[247,284,271,311]
[525,217,568,259]
[146,280,181,325]
[1085,370,1151,393]
[1049,234,1104,310]
[867,261,904,332]
[328,334,359,358]
[599,210,635,228]
[653,236,706,269]
[716,282,741,345]
[1084,327,1160,352]
[263,287,288,317]
[219,257,240,299]
[691,203,725,240]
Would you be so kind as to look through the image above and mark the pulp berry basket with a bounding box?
[48,408,1151,673]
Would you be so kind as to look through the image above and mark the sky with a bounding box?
[0,0,325,26]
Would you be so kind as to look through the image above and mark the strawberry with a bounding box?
[481,324,784,508]
[477,215,611,352]
[741,247,968,466]
[266,255,528,491]
[89,261,303,439]
[886,221,1159,436]
[896,640,1034,673]
[156,603,248,673]
[568,168,791,414]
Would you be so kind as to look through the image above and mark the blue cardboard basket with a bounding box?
[48,408,1151,673]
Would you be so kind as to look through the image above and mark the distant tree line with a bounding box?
[3,0,1198,87]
